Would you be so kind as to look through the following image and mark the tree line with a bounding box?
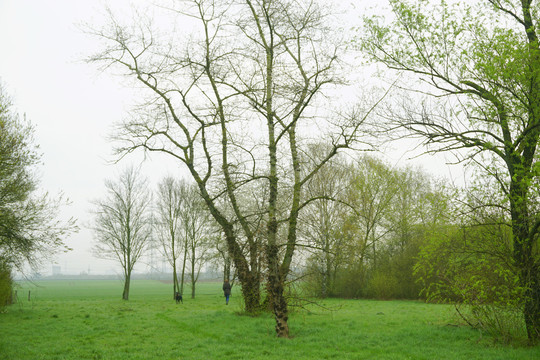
[90,167,221,302]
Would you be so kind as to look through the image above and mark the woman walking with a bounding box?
[222,279,231,305]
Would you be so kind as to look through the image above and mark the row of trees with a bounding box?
[85,0,540,342]
[91,167,218,301]
[300,154,449,300]
[91,154,450,303]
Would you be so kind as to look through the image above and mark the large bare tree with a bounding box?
[91,166,152,300]
[88,0,372,337]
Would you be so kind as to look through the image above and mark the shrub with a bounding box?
[415,224,527,343]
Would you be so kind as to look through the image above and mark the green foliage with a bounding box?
[366,271,400,300]
[0,84,76,272]
[415,223,528,342]
[0,258,13,309]
[303,155,450,301]
[362,0,540,342]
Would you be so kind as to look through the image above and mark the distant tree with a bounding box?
[91,167,152,300]
[155,176,184,298]
[301,153,450,300]
[300,152,352,298]
[0,83,76,307]
[348,155,400,271]
[177,180,214,299]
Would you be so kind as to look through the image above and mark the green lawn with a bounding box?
[0,280,538,359]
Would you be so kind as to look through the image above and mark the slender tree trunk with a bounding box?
[172,261,178,299]
[122,273,131,300]
[191,245,196,299]
[180,244,187,296]
[324,241,331,298]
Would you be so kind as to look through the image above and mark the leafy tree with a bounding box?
[415,219,526,342]
[301,153,449,300]
[91,166,152,300]
[0,83,76,294]
[300,153,352,298]
[362,0,540,342]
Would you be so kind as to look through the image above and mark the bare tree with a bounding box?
[87,0,374,337]
[91,166,152,300]
[155,176,183,298]
[299,151,352,298]
[178,180,214,299]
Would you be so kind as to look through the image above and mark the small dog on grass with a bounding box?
[174,292,183,304]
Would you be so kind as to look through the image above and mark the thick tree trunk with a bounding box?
[238,268,260,313]
[510,177,540,343]
[267,242,290,338]
[273,286,289,338]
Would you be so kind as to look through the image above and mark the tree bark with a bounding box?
[266,243,289,338]
[122,274,131,300]
[180,244,187,296]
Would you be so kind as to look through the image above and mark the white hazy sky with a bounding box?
[0,0,462,276]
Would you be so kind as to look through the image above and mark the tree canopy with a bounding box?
[0,83,76,272]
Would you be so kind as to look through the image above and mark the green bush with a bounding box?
[415,224,527,343]
[365,271,399,299]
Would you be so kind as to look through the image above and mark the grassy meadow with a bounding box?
[1,280,539,359]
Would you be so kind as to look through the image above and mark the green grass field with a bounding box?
[1,280,539,359]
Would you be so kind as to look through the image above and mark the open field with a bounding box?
[1,280,539,359]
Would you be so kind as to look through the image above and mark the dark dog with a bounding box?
[174,292,183,304]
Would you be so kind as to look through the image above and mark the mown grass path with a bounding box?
[1,280,539,359]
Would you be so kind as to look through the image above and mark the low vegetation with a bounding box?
[1,280,538,360]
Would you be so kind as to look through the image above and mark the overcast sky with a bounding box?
[0,0,462,276]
